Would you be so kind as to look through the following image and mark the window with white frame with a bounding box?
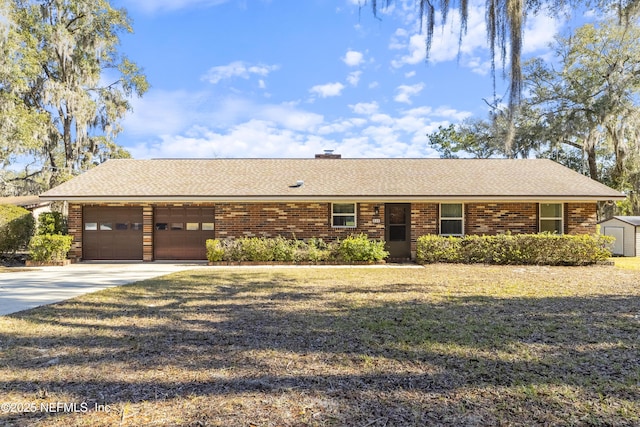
[539,203,563,234]
[440,203,464,236]
[332,203,356,227]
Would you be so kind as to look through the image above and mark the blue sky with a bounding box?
[112,0,565,159]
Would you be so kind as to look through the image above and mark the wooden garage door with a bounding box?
[83,207,143,260]
[154,207,215,260]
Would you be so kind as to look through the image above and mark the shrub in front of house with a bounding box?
[458,234,526,264]
[304,237,334,262]
[36,211,66,235]
[515,233,614,265]
[267,236,298,262]
[206,234,387,263]
[416,233,614,266]
[28,234,73,263]
[335,233,389,263]
[0,204,35,256]
[207,237,314,262]
[415,234,462,263]
[205,239,225,262]
[234,237,274,262]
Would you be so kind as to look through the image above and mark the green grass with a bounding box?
[1,264,639,426]
[613,256,640,270]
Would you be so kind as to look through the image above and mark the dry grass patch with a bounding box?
[0,265,32,273]
[613,257,640,271]
[1,265,639,426]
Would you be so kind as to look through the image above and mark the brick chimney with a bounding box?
[315,149,341,159]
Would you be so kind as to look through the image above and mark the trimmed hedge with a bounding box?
[416,233,614,266]
[28,234,73,262]
[207,237,333,263]
[0,204,35,255]
[206,234,388,263]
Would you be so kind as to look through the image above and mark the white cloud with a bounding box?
[309,82,345,98]
[349,102,379,115]
[522,13,561,54]
[203,61,279,84]
[258,104,324,131]
[390,33,427,67]
[370,113,394,125]
[464,56,492,76]
[434,4,488,59]
[122,90,322,141]
[388,0,559,73]
[130,120,324,159]
[403,106,433,117]
[389,28,409,50]
[317,118,366,135]
[394,83,425,104]
[202,98,323,131]
[122,89,209,136]
[347,70,362,86]
[343,50,364,66]
[122,87,471,161]
[389,2,494,73]
[129,115,448,159]
[432,106,473,121]
[126,103,467,160]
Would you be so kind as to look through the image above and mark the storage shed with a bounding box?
[599,216,640,257]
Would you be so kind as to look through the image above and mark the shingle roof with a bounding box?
[609,216,640,226]
[41,158,625,202]
[0,195,48,207]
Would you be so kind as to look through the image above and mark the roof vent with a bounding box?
[289,180,304,188]
[315,150,341,159]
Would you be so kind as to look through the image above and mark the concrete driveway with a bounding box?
[0,262,207,316]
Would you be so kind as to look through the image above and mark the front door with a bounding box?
[385,203,411,259]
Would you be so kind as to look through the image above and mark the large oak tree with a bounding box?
[0,0,148,194]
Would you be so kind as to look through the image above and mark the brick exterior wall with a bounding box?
[66,201,599,261]
[566,203,597,234]
[142,205,154,261]
[213,202,384,241]
[67,203,83,261]
[410,203,439,255]
[466,203,538,235]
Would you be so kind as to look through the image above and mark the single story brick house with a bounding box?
[40,156,625,261]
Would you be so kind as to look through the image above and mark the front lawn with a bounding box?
[613,256,640,271]
[1,265,639,426]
